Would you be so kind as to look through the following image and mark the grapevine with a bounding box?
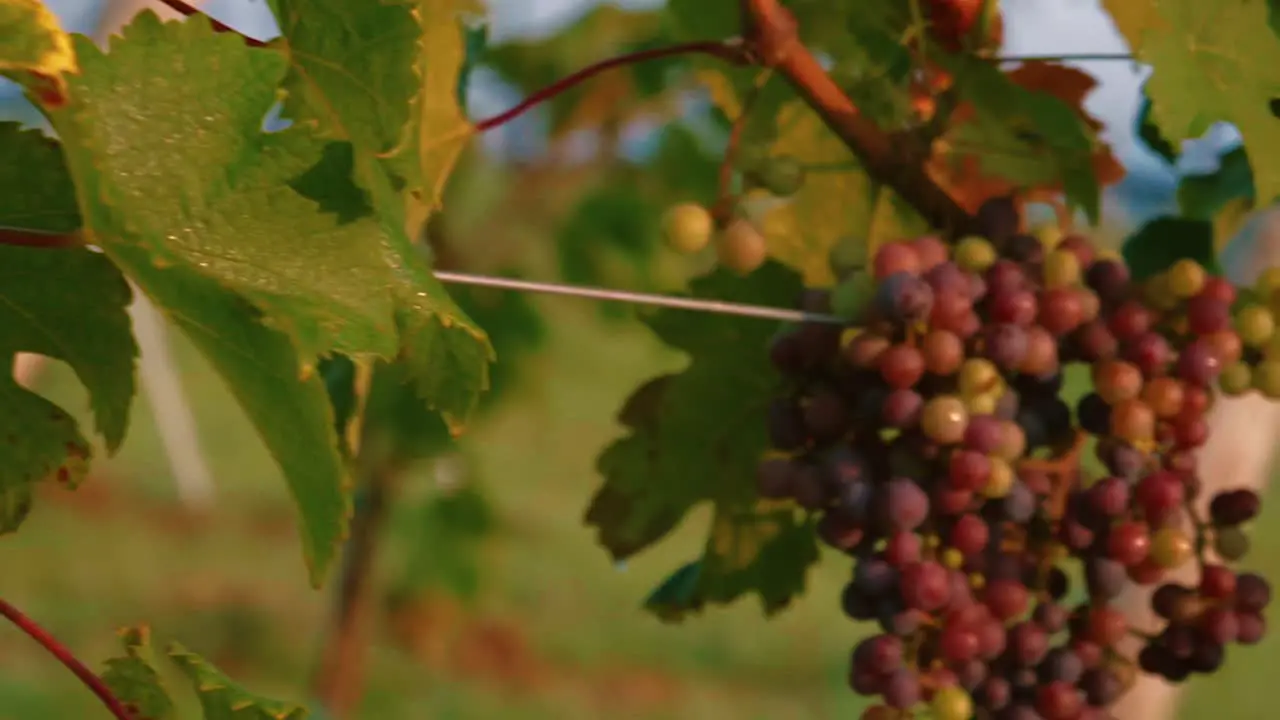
[0,0,1277,718]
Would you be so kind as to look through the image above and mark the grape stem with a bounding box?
[0,597,134,720]
[738,0,979,238]
[713,71,772,225]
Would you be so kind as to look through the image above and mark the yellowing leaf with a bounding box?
[1101,0,1280,205]
[0,0,76,103]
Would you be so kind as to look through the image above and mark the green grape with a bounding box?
[954,235,996,272]
[1043,248,1081,288]
[930,686,973,720]
[920,395,968,444]
[1235,303,1276,347]
[716,219,768,274]
[1220,361,1253,396]
[1167,258,1207,298]
[828,235,868,281]
[1034,222,1063,250]
[957,358,1000,397]
[1253,359,1280,399]
[1214,525,1251,561]
[736,143,770,173]
[751,154,807,197]
[660,203,713,254]
[831,271,876,320]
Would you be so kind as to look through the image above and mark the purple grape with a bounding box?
[983,323,1029,371]
[884,478,929,531]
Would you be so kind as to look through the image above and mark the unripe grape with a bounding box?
[955,235,997,272]
[829,235,868,280]
[1150,527,1194,569]
[1043,249,1081,288]
[958,358,1000,398]
[1237,303,1276,347]
[831,272,876,320]
[750,154,806,197]
[1220,361,1253,396]
[716,218,768,274]
[1167,258,1206,298]
[660,203,714,254]
[984,456,1014,497]
[1214,526,1251,561]
[1253,359,1280,399]
[931,685,973,720]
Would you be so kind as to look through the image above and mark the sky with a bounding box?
[4,0,1243,220]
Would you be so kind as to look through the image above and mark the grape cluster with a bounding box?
[759,198,1272,719]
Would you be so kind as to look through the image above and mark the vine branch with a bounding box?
[0,598,133,720]
[474,41,750,131]
[740,0,977,238]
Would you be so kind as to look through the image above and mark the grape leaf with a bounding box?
[169,643,309,720]
[1101,0,1280,205]
[0,124,137,452]
[100,627,176,720]
[1136,88,1179,165]
[382,0,483,213]
[0,377,89,533]
[588,263,821,618]
[0,0,77,100]
[930,58,1104,222]
[1178,146,1254,220]
[48,17,365,584]
[646,502,818,620]
[1121,216,1221,282]
[101,628,306,720]
[52,14,491,428]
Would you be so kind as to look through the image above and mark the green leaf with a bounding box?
[1121,216,1221,282]
[0,122,79,233]
[1101,0,1280,205]
[646,503,819,621]
[0,0,76,90]
[939,56,1101,222]
[1178,146,1255,220]
[1136,90,1179,165]
[588,263,821,618]
[0,376,89,533]
[99,627,176,720]
[168,643,308,720]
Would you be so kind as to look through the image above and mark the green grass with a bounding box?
[1,295,1278,720]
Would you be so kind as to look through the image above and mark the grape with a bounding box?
[958,357,1001,397]
[1009,622,1049,665]
[1201,607,1239,644]
[756,458,795,498]
[791,465,827,510]
[1237,611,1267,645]
[986,579,1030,621]
[1124,330,1173,376]
[1199,565,1237,599]
[1141,376,1184,418]
[1039,648,1084,684]
[803,388,850,440]
[1207,329,1243,365]
[1086,606,1128,647]
[886,531,923,566]
[660,202,714,253]
[1092,359,1142,405]
[1085,259,1129,304]
[716,219,768,274]
[882,389,924,428]
[1233,302,1274,348]
[1043,249,1081,288]
[1108,521,1152,566]
[949,450,992,492]
[1109,398,1155,444]
[955,234,998,272]
[1079,668,1122,707]
[1177,338,1223,386]
[1187,292,1231,335]
[932,685,974,720]
[902,561,952,610]
[1002,481,1036,521]
[831,272,878,321]
[873,242,922,280]
[1020,326,1059,376]
[1038,288,1084,336]
[1214,525,1251,561]
[950,513,990,556]
[885,478,930,531]
[984,323,1030,370]
[1072,320,1117,361]
[1134,471,1184,522]
[921,395,970,444]
[1167,258,1207,298]
[923,329,965,375]
[818,512,865,551]
[1237,572,1272,612]
[1253,359,1280,398]
[882,668,922,709]
[880,343,927,389]
[767,399,808,450]
[1220,361,1253,396]
[1210,489,1262,526]
[1033,601,1069,633]
[876,271,935,323]
[1084,558,1126,601]
[1187,639,1225,674]
[751,154,806,196]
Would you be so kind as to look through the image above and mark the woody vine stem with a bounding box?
[0,0,1087,716]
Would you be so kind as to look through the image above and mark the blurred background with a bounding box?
[0,1,1271,719]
